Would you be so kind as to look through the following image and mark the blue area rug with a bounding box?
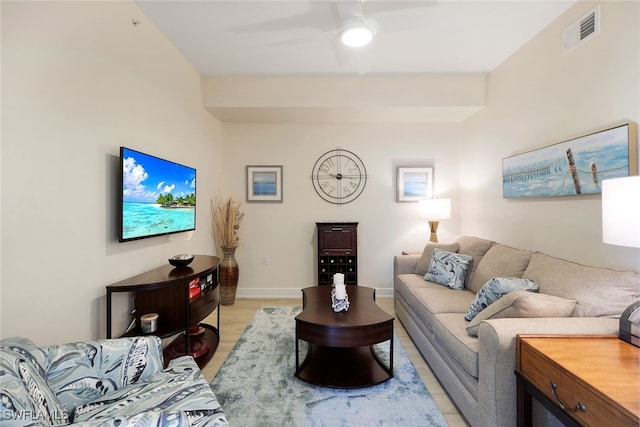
[210,306,447,426]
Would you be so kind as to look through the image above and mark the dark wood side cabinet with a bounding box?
[316,222,358,286]
[106,255,221,368]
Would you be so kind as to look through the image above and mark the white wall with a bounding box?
[1,1,223,344]
[2,0,638,346]
[460,1,640,271]
[220,123,462,297]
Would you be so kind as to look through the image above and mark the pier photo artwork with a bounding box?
[120,147,196,242]
[502,123,637,198]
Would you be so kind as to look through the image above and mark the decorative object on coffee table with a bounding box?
[331,273,350,312]
[211,195,244,305]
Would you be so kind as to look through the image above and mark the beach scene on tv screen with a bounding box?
[122,149,196,240]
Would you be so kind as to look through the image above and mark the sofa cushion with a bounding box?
[464,277,539,321]
[395,273,436,301]
[468,244,534,294]
[432,313,480,378]
[465,291,577,336]
[74,356,226,424]
[454,236,495,288]
[0,337,69,425]
[425,249,473,290]
[408,286,475,335]
[43,336,165,415]
[415,242,460,275]
[523,253,640,317]
[413,286,476,314]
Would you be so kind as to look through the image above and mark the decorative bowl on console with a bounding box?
[169,254,194,268]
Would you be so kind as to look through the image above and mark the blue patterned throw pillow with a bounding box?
[464,277,539,321]
[424,248,473,290]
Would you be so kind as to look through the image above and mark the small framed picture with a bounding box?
[396,166,434,202]
[246,165,283,203]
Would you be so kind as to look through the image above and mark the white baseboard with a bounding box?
[235,287,394,299]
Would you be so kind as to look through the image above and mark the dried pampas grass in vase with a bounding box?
[211,195,244,248]
[210,195,244,305]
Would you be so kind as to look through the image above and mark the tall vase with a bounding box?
[219,246,239,305]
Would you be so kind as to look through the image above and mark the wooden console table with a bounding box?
[106,255,221,368]
[515,335,639,427]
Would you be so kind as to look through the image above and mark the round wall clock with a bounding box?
[312,148,367,204]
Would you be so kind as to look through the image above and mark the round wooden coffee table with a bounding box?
[294,285,394,389]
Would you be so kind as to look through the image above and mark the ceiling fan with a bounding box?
[335,0,379,47]
[228,0,437,74]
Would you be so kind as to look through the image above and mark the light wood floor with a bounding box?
[200,297,469,427]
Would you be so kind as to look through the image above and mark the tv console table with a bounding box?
[106,255,221,368]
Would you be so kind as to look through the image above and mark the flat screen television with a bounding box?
[119,147,196,242]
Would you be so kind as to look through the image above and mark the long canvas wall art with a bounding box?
[502,122,638,198]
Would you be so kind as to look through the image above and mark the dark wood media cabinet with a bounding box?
[106,255,221,368]
[316,222,358,286]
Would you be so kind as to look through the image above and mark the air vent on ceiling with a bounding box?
[563,5,600,56]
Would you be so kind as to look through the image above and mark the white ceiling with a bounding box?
[134,0,577,76]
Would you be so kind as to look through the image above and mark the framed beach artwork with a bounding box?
[396,166,434,202]
[502,122,638,199]
[246,165,283,203]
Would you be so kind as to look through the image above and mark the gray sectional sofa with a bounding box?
[394,235,639,427]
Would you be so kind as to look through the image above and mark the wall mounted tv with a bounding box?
[119,147,196,242]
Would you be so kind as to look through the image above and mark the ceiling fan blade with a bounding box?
[360,0,437,34]
[227,2,338,35]
[362,0,438,17]
[335,0,366,20]
[355,43,374,75]
[267,33,329,47]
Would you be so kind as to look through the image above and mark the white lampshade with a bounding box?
[602,175,640,248]
[419,198,451,220]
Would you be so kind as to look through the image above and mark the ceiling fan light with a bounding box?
[341,25,374,47]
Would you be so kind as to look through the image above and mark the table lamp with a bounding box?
[602,175,640,347]
[419,198,451,243]
[602,175,640,247]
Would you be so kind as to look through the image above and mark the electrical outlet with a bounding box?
[262,255,269,265]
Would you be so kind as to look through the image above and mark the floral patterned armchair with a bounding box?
[0,335,228,426]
